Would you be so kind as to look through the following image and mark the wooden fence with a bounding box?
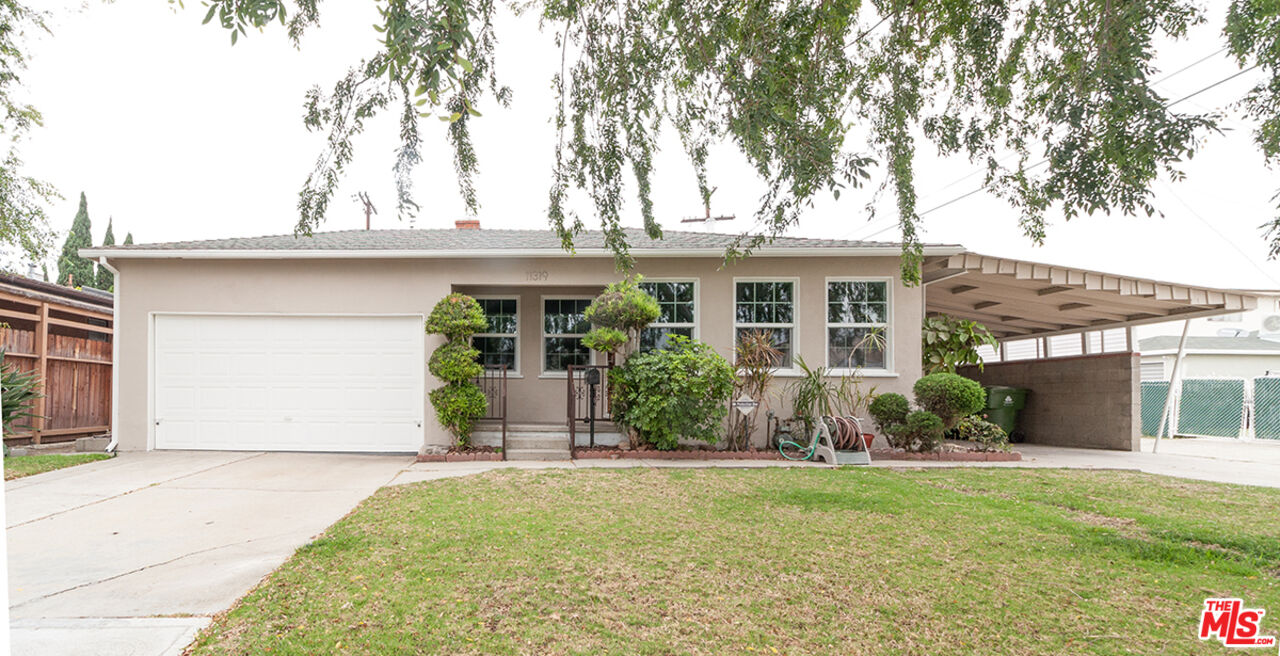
[0,279,113,444]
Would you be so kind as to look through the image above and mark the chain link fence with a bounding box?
[1253,377,1280,440]
[1141,377,1280,439]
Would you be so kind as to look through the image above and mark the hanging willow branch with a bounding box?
[200,0,1264,283]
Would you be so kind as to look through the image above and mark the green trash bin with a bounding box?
[985,386,1028,439]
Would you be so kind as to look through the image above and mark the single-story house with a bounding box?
[1138,334,1280,380]
[82,224,1259,456]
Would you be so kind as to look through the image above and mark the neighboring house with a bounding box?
[82,224,1258,456]
[1137,290,1280,342]
[1138,334,1280,381]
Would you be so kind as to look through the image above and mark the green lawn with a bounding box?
[4,453,112,480]
[191,468,1280,655]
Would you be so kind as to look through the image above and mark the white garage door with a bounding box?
[154,314,424,452]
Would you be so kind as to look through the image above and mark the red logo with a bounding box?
[1200,598,1277,648]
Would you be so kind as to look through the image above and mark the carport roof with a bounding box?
[923,252,1259,339]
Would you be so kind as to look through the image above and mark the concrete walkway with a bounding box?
[7,438,1276,655]
[6,451,411,656]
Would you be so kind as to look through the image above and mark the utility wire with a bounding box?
[1158,180,1280,288]
[848,63,1262,241]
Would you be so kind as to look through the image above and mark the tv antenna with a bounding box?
[353,192,377,230]
[680,186,735,226]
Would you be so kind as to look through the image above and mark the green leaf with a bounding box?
[202,4,217,25]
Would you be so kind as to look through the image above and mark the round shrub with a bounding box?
[425,292,487,339]
[428,340,482,382]
[868,392,910,433]
[582,327,628,354]
[912,373,985,430]
[886,410,945,452]
[584,277,659,334]
[611,336,734,450]
[429,383,487,442]
[954,416,1009,452]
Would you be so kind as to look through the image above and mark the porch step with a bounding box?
[506,434,571,450]
[504,447,572,461]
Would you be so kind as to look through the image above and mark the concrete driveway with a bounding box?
[6,451,412,656]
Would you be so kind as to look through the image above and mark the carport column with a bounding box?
[1153,319,1190,453]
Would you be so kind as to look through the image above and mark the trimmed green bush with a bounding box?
[426,292,488,446]
[887,410,945,452]
[954,416,1009,452]
[582,327,628,354]
[912,373,985,430]
[584,277,659,336]
[428,340,482,382]
[611,336,734,450]
[868,392,910,433]
[428,383,487,440]
[425,293,487,338]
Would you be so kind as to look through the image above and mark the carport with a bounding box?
[922,253,1259,451]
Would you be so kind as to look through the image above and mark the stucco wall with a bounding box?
[112,254,923,452]
[960,352,1140,451]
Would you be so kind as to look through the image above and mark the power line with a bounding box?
[855,64,1263,240]
[1158,180,1280,288]
[841,49,1248,242]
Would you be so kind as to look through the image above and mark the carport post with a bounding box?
[1153,319,1191,453]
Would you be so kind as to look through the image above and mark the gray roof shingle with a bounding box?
[1139,335,1280,352]
[90,227,937,253]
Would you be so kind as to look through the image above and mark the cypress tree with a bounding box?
[123,232,133,245]
[95,218,115,290]
[57,192,95,288]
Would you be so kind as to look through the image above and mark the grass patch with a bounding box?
[190,468,1280,655]
[4,453,112,480]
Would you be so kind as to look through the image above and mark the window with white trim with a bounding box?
[734,281,795,368]
[474,298,518,371]
[638,280,695,351]
[543,298,591,372]
[826,280,888,370]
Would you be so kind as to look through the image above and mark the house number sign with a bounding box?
[526,270,549,281]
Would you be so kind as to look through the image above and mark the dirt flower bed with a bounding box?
[572,446,783,460]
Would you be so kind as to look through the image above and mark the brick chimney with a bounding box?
[455,219,480,230]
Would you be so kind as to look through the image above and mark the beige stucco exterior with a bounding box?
[110,254,923,452]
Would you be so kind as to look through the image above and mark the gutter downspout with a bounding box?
[98,256,120,453]
[1153,319,1190,454]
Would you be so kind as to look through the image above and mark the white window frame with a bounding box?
[472,296,521,377]
[540,295,595,378]
[732,277,800,374]
[825,276,895,376]
[638,278,699,350]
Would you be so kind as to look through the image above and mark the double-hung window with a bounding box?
[734,280,795,369]
[542,298,592,372]
[473,298,518,372]
[826,279,889,370]
[638,280,696,351]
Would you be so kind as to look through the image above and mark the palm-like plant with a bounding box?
[2,350,42,433]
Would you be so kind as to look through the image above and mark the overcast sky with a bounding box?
[15,1,1280,291]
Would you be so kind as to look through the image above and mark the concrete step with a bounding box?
[505,434,571,450]
[504,447,572,461]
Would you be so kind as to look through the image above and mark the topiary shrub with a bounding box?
[428,340,482,382]
[886,410,945,452]
[868,392,910,434]
[611,336,734,450]
[912,373,985,430]
[426,293,488,446]
[954,416,1009,452]
[428,383,487,440]
[425,292,487,338]
[584,277,660,340]
[582,327,628,354]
